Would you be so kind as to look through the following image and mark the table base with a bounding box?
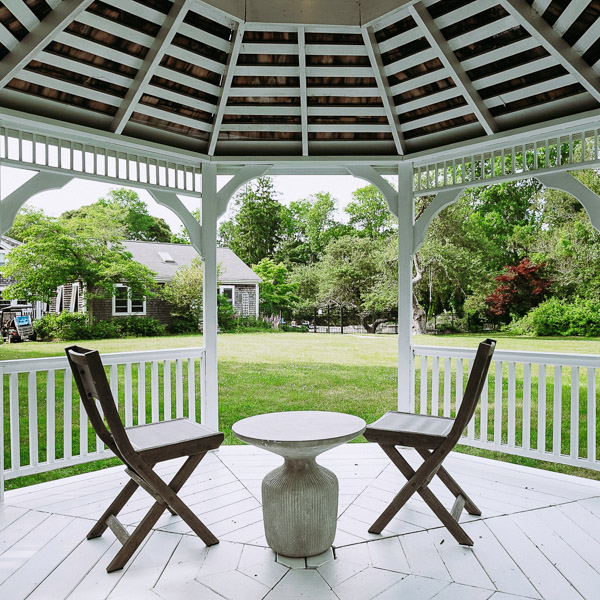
[262,458,338,557]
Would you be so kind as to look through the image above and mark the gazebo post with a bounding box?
[397,163,414,412]
[201,164,219,431]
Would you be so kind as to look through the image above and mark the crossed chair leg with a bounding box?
[88,453,219,572]
[368,445,481,545]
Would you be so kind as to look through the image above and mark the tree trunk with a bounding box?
[412,256,427,335]
[360,314,388,334]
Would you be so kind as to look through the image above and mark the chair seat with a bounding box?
[364,411,454,448]
[126,418,223,462]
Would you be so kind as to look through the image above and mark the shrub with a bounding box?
[168,315,198,334]
[217,295,237,332]
[115,316,166,337]
[511,297,600,337]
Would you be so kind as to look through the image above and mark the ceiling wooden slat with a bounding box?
[75,10,155,47]
[3,0,40,31]
[0,0,95,89]
[298,27,309,156]
[154,65,221,96]
[500,0,600,104]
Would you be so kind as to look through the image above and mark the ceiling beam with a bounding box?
[362,26,406,155]
[298,26,309,156]
[408,3,498,135]
[208,22,245,156]
[499,0,600,104]
[0,0,94,89]
[111,0,190,134]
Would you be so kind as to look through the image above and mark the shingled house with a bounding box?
[51,242,261,326]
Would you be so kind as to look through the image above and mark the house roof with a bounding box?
[122,241,261,284]
[0,236,21,251]
[0,1,598,161]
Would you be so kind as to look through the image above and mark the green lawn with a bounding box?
[2,331,600,490]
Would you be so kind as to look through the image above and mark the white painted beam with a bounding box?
[346,164,399,217]
[75,11,154,47]
[216,164,272,217]
[208,22,244,156]
[3,0,39,31]
[363,28,409,154]
[298,27,309,156]
[154,65,221,96]
[0,171,74,235]
[133,103,213,132]
[409,3,498,135]
[111,0,190,134]
[0,0,94,89]
[500,0,600,104]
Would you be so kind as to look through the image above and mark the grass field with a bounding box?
[2,331,600,490]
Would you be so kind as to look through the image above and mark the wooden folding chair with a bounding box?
[65,345,224,572]
[364,338,496,545]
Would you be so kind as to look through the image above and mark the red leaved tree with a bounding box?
[485,258,551,323]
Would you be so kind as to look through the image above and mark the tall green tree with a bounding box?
[345,184,397,238]
[218,177,283,265]
[62,188,173,242]
[160,257,204,327]
[252,258,299,317]
[1,210,156,319]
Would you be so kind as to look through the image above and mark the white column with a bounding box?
[397,163,414,412]
[201,164,219,430]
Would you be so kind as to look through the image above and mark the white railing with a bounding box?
[413,345,600,471]
[0,347,206,497]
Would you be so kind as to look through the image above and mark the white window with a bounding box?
[70,283,80,313]
[242,292,250,316]
[219,285,234,305]
[113,285,146,316]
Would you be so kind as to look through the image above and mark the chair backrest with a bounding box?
[65,345,137,468]
[448,338,496,444]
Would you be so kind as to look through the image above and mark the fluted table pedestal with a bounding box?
[233,411,366,558]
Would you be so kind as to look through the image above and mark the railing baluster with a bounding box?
[80,397,88,457]
[124,363,133,427]
[46,370,56,464]
[443,357,451,417]
[494,361,503,445]
[64,369,72,460]
[10,373,20,473]
[588,367,596,463]
[138,362,146,425]
[523,363,531,451]
[420,355,428,414]
[151,361,159,422]
[432,355,439,417]
[28,372,38,467]
[553,365,562,456]
[455,358,463,418]
[508,362,516,448]
[571,366,579,460]
[164,360,172,421]
[467,358,475,440]
[538,364,547,454]
[176,359,184,418]
[188,358,196,422]
[480,373,489,443]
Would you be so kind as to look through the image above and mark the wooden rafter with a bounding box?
[408,3,498,135]
[111,0,190,134]
[208,22,245,156]
[298,26,309,156]
[361,27,406,155]
[0,0,94,89]
[500,0,600,104]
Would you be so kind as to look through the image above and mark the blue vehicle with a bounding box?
[1,304,35,342]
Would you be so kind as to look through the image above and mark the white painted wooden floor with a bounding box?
[2,443,600,600]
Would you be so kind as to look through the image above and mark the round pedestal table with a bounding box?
[232,411,366,558]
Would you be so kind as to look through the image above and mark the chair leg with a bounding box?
[88,478,139,540]
[369,445,474,545]
[105,454,218,572]
[417,449,482,516]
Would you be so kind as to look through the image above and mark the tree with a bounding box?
[5,206,51,242]
[485,258,551,323]
[1,211,156,320]
[218,177,283,265]
[252,258,299,317]
[345,184,397,238]
[63,188,173,242]
[160,256,204,327]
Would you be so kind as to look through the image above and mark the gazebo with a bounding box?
[1,0,600,429]
[2,3,600,596]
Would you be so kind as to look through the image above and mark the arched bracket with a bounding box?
[148,189,202,250]
[346,165,398,218]
[216,164,272,218]
[413,187,465,253]
[537,172,600,234]
[0,171,74,235]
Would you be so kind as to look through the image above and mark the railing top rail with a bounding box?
[413,344,600,368]
[0,346,206,374]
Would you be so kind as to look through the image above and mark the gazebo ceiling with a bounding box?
[0,0,599,160]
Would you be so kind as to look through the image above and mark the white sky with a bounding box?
[1,167,375,235]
